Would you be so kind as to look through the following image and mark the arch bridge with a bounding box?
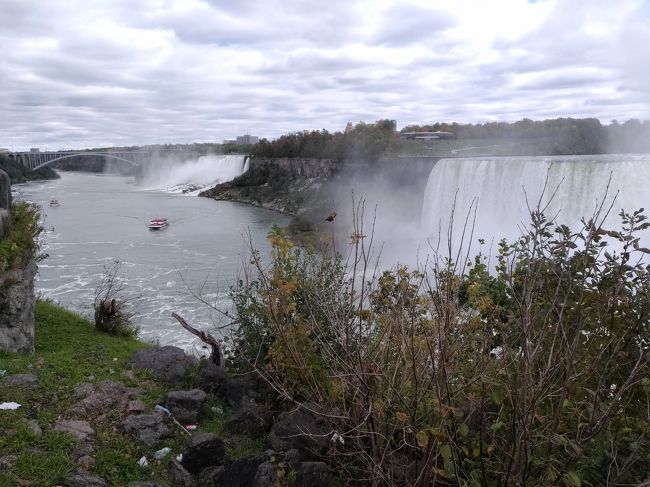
[7,149,200,171]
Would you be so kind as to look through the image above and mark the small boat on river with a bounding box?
[49,198,60,207]
[148,218,168,230]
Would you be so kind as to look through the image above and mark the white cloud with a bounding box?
[0,0,648,149]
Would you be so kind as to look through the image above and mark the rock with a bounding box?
[25,419,42,437]
[216,454,265,487]
[73,383,95,401]
[295,461,332,487]
[128,483,169,487]
[95,380,127,397]
[254,462,276,487]
[72,442,96,459]
[196,362,249,407]
[2,373,38,387]
[128,346,197,385]
[224,399,273,436]
[126,399,147,414]
[168,459,195,487]
[181,432,225,474]
[163,389,207,424]
[197,465,224,486]
[54,420,95,441]
[120,413,170,446]
[268,403,333,456]
[76,455,95,470]
[0,454,17,470]
[284,448,306,469]
[63,470,109,487]
[0,259,37,354]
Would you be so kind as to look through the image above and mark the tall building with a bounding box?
[236,134,259,145]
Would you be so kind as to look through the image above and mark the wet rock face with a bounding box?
[0,260,37,354]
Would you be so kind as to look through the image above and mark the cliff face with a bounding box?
[199,157,339,215]
[0,260,37,353]
[0,169,37,354]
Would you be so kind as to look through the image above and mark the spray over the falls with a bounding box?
[138,154,249,194]
[420,154,650,253]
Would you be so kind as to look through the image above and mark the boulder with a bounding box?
[128,346,197,385]
[168,459,195,487]
[223,399,273,436]
[120,413,170,446]
[53,420,95,441]
[215,454,265,487]
[196,362,249,407]
[268,403,333,456]
[128,483,169,487]
[0,455,17,471]
[197,466,224,486]
[254,462,276,487]
[295,461,332,487]
[163,389,207,424]
[63,470,109,487]
[181,432,225,474]
[2,373,38,387]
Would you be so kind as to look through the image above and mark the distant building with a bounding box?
[222,139,236,145]
[29,148,40,153]
[235,135,259,145]
[400,131,455,140]
[0,148,9,154]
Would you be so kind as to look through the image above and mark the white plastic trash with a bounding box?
[154,447,171,459]
[137,456,149,467]
[0,402,21,410]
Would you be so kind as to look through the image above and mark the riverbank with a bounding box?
[0,301,333,486]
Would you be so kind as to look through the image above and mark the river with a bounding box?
[15,170,290,350]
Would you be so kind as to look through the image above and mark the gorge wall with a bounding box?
[0,169,37,354]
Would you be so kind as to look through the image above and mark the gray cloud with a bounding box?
[0,0,648,150]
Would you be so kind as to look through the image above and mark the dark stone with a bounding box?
[295,461,332,487]
[2,373,38,387]
[254,462,276,487]
[0,260,37,354]
[128,346,197,385]
[53,420,95,441]
[197,465,224,486]
[268,403,333,456]
[0,455,17,470]
[223,399,273,436]
[181,432,225,474]
[196,362,249,408]
[284,448,306,469]
[120,413,170,446]
[73,383,95,401]
[216,455,265,487]
[163,389,207,424]
[128,482,169,487]
[168,459,195,487]
[63,470,109,487]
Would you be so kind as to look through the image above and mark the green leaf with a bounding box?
[440,444,453,460]
[491,389,504,405]
[459,423,469,437]
[565,470,581,487]
[416,430,429,448]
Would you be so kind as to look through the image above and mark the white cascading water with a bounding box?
[420,154,650,252]
[139,154,249,194]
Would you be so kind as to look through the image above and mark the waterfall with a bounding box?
[420,154,650,250]
[138,154,249,194]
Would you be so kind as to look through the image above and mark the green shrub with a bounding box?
[0,201,42,273]
[230,209,650,485]
[93,261,138,337]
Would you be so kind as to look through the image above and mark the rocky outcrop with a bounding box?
[0,259,37,353]
[0,169,11,239]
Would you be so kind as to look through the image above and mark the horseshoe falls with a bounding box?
[420,154,650,252]
[138,154,249,194]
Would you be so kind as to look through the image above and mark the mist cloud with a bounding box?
[0,0,648,150]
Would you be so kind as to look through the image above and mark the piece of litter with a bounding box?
[0,369,7,377]
[154,447,171,460]
[154,404,171,415]
[331,432,344,445]
[211,406,223,414]
[175,454,183,462]
[137,456,148,467]
[0,402,21,410]
[184,424,198,431]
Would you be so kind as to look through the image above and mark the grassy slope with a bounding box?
[0,301,262,486]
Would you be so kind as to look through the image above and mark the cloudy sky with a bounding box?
[1,0,649,150]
